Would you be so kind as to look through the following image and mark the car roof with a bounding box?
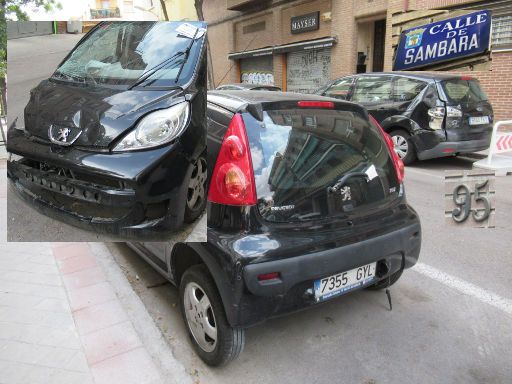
[208,90,363,115]
[341,71,472,82]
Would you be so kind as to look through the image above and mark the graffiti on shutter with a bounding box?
[287,48,331,94]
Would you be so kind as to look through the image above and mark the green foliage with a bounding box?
[0,0,62,79]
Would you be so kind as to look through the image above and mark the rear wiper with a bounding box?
[129,51,186,89]
[174,27,199,83]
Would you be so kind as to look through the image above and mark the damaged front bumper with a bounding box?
[7,131,193,238]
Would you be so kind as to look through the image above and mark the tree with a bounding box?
[0,0,61,114]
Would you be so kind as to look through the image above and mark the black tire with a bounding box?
[366,269,403,291]
[184,156,207,223]
[179,264,245,366]
[389,130,416,165]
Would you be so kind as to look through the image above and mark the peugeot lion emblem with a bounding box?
[56,128,71,142]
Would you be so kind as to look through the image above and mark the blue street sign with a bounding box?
[393,10,491,71]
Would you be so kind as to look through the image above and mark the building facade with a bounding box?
[204,0,512,121]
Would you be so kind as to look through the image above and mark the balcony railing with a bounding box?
[90,7,121,19]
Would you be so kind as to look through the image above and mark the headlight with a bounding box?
[113,101,190,151]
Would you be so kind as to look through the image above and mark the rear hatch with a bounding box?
[244,102,402,224]
[438,78,493,142]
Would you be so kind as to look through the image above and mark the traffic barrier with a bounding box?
[473,120,512,176]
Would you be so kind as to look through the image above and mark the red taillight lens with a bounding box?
[297,101,335,109]
[207,114,257,206]
[369,115,405,184]
[460,76,475,81]
[257,272,280,281]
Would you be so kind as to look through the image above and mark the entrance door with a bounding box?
[287,48,331,93]
[373,20,386,72]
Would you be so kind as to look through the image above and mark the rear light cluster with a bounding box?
[427,106,462,130]
[369,115,405,184]
[207,113,257,206]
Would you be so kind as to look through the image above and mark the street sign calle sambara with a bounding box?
[394,10,491,70]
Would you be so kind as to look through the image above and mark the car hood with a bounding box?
[24,79,185,148]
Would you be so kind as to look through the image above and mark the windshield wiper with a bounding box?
[174,28,199,83]
[128,51,186,89]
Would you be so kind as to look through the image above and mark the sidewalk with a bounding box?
[0,242,193,384]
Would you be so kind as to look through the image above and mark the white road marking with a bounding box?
[412,262,512,316]
[406,168,445,180]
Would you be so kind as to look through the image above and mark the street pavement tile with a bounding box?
[0,322,82,349]
[0,280,67,300]
[0,339,88,371]
[81,321,142,365]
[0,360,94,384]
[53,243,93,262]
[62,266,106,291]
[73,299,129,335]
[67,281,117,311]
[0,306,75,329]
[0,291,69,313]
[57,251,97,275]
[90,347,162,384]
[0,261,59,275]
[1,270,63,287]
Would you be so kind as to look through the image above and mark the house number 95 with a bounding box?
[452,180,491,223]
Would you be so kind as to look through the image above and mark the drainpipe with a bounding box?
[53,21,57,34]
[404,0,409,12]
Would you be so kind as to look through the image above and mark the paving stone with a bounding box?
[73,299,129,335]
[62,266,106,291]
[82,321,142,365]
[90,347,162,384]
[67,281,117,311]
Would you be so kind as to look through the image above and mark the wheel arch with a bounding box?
[170,242,238,326]
[380,115,422,135]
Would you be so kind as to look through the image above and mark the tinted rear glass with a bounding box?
[440,79,488,103]
[245,108,401,223]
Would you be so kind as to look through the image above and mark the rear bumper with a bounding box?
[7,132,194,238]
[218,216,421,327]
[416,137,491,161]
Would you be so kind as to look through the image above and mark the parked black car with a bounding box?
[129,90,422,365]
[216,83,281,91]
[7,21,207,238]
[316,72,494,164]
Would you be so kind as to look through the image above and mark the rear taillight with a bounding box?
[207,113,257,206]
[258,272,280,281]
[369,115,405,184]
[297,101,334,109]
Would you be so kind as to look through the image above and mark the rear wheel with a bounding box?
[184,156,207,223]
[179,265,245,366]
[366,269,403,290]
[390,130,416,165]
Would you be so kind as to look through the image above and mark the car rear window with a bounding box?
[245,108,401,223]
[440,79,488,103]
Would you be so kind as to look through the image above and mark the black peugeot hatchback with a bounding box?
[7,21,207,238]
[316,72,493,164]
[128,90,422,365]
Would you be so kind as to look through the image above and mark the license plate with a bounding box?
[314,262,376,302]
[469,116,489,125]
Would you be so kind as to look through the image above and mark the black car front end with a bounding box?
[7,21,207,238]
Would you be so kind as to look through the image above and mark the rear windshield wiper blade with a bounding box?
[129,51,186,89]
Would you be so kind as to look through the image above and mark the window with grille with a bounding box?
[492,15,512,50]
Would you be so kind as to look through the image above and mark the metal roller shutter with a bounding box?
[240,55,274,85]
[286,47,331,94]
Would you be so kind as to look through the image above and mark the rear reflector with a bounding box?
[460,76,475,81]
[442,148,455,153]
[297,101,334,109]
[257,272,280,281]
[369,115,405,184]
[207,113,257,206]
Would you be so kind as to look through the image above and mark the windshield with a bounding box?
[53,21,205,87]
[246,108,400,223]
[440,79,488,104]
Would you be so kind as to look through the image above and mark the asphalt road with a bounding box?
[6,33,206,242]
[107,156,512,384]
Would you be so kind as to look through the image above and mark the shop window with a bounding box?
[352,76,392,103]
[393,77,427,102]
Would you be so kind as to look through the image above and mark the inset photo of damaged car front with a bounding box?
[7,21,207,241]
